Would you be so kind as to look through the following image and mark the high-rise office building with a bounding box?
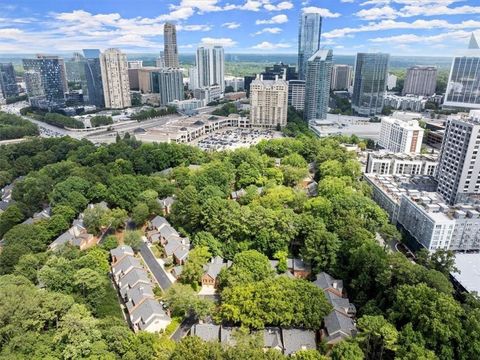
[164,23,179,68]
[151,68,184,105]
[100,48,131,109]
[23,55,67,109]
[245,63,297,97]
[0,63,18,99]
[188,66,199,90]
[23,70,43,98]
[387,74,397,91]
[378,112,424,153]
[437,111,480,205]
[83,49,104,108]
[156,52,165,68]
[297,12,322,80]
[330,64,352,91]
[403,66,437,96]
[250,74,288,128]
[444,34,480,109]
[288,80,305,112]
[352,52,389,116]
[196,46,225,93]
[304,49,333,121]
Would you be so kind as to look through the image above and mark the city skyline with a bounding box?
[0,0,478,56]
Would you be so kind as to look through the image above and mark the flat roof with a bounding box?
[452,253,480,294]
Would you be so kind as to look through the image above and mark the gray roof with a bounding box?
[0,201,9,211]
[313,272,343,293]
[125,284,155,311]
[173,245,190,261]
[49,230,75,249]
[22,217,34,225]
[158,196,175,208]
[33,207,51,221]
[118,268,150,292]
[172,265,183,278]
[220,326,237,346]
[263,327,283,350]
[231,188,246,199]
[151,216,169,230]
[192,323,220,342]
[158,167,173,176]
[324,291,355,315]
[452,253,480,294]
[323,311,356,339]
[203,256,226,279]
[112,255,142,278]
[282,329,316,355]
[164,238,182,257]
[110,245,134,261]
[130,297,170,326]
[159,224,180,239]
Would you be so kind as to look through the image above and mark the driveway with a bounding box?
[139,241,173,291]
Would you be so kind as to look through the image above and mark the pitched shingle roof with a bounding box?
[110,245,134,262]
[313,272,343,293]
[192,324,220,342]
[112,255,142,279]
[282,329,316,356]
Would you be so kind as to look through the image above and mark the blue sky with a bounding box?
[0,0,479,55]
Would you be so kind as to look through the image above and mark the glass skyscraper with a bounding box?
[83,49,105,108]
[22,55,67,110]
[352,53,389,117]
[151,68,184,106]
[444,56,480,109]
[0,63,18,99]
[297,12,322,80]
[196,46,225,93]
[304,49,333,121]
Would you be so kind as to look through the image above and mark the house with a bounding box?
[22,207,52,225]
[202,256,227,288]
[282,329,316,356]
[171,265,183,279]
[146,230,162,244]
[1,184,13,203]
[150,216,170,232]
[158,167,173,177]
[48,219,94,251]
[306,181,318,197]
[112,255,143,281]
[286,258,311,279]
[191,323,220,342]
[164,237,190,262]
[0,200,9,214]
[158,225,181,245]
[231,188,247,200]
[117,268,151,295]
[219,326,237,346]
[324,291,356,317]
[322,311,357,345]
[173,245,190,265]
[313,272,343,297]
[110,245,135,264]
[158,196,175,215]
[130,297,171,333]
[125,284,155,312]
[262,327,284,353]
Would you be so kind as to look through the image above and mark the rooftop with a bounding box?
[452,253,480,294]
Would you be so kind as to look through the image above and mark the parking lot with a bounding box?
[196,128,281,151]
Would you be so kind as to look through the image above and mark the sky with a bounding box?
[0,0,479,56]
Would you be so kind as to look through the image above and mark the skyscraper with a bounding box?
[330,64,352,91]
[151,68,184,105]
[304,49,333,121]
[196,46,225,93]
[83,49,104,108]
[378,113,424,153]
[23,55,67,109]
[164,23,179,68]
[188,66,199,90]
[100,48,131,109]
[436,111,480,205]
[250,74,288,128]
[0,63,18,99]
[156,51,165,68]
[297,12,322,80]
[444,33,480,109]
[288,80,306,112]
[403,66,437,96]
[352,53,389,116]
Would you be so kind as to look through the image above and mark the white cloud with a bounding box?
[323,19,480,38]
[302,6,341,18]
[355,6,397,20]
[200,37,237,47]
[180,24,212,31]
[253,27,283,35]
[256,14,288,25]
[252,41,292,49]
[222,22,241,29]
[369,30,472,44]
[264,1,294,11]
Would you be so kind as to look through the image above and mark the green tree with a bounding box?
[192,231,223,257]
[301,221,339,273]
[0,204,24,237]
[123,230,143,251]
[73,268,107,306]
[165,283,214,320]
[180,246,211,290]
[330,341,364,360]
[131,202,150,226]
[356,315,398,360]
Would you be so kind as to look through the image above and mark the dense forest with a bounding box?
[0,111,39,140]
[0,131,478,359]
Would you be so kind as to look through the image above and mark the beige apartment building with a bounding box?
[250,74,288,128]
[100,48,131,109]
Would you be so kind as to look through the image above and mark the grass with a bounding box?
[95,282,124,319]
[164,316,182,337]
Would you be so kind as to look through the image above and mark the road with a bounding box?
[138,241,173,291]
[170,315,196,341]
